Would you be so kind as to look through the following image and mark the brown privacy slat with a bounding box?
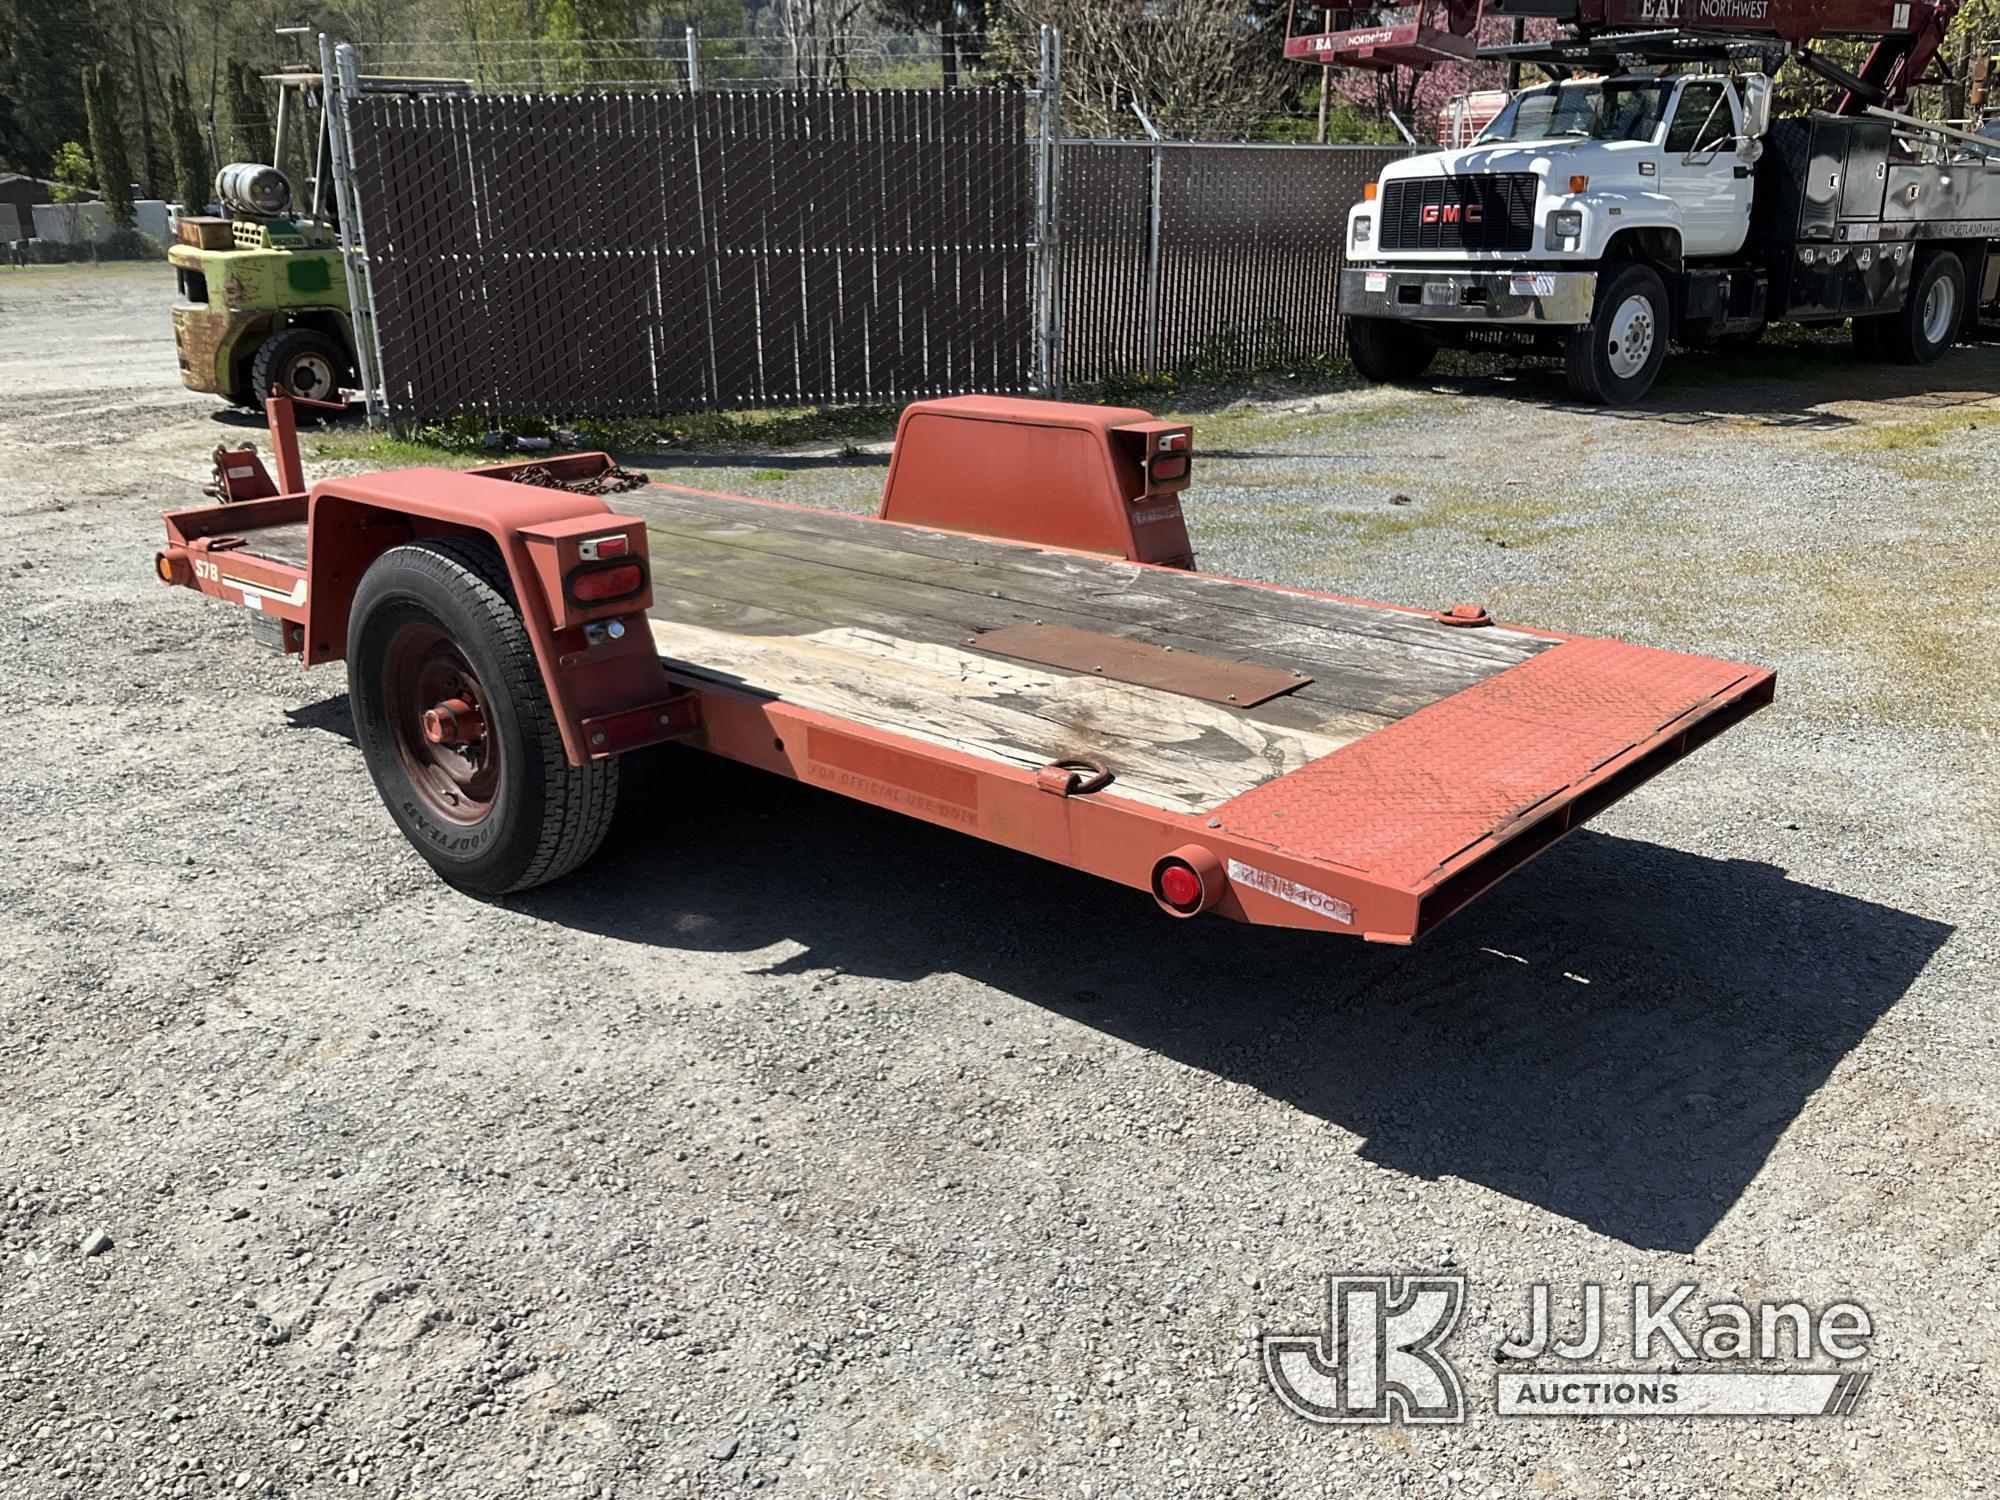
[1057,143,1410,385]
[349,89,1035,422]
[346,92,1399,417]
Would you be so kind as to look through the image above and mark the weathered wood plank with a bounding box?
[649,552,1398,745]
[650,616,1356,813]
[239,522,310,569]
[638,503,1519,721]
[626,484,1549,668]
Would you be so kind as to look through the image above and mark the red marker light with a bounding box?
[570,562,644,602]
[1157,863,1203,911]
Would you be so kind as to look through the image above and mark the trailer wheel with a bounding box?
[1877,250,1965,364]
[347,539,619,896]
[251,327,350,405]
[1564,263,1668,404]
[1345,317,1436,384]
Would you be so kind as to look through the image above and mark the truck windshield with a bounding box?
[1475,81,1676,145]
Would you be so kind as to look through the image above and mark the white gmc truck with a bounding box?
[1340,72,2000,403]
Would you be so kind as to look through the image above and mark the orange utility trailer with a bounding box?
[157,395,1773,943]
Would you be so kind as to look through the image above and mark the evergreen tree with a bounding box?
[0,0,99,175]
[82,62,137,230]
[168,74,210,212]
[224,59,269,161]
[0,83,24,173]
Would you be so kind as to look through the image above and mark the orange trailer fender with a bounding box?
[301,463,692,765]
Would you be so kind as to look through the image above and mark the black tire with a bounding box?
[1876,250,1965,364]
[1564,262,1670,404]
[250,326,351,405]
[347,539,619,896]
[1346,316,1437,384]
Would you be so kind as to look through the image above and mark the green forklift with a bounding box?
[169,70,357,408]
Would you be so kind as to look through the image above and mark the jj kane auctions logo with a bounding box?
[1264,1277,1873,1424]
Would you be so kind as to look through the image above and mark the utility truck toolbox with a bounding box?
[157,394,1773,944]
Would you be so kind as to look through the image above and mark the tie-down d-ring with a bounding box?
[1036,758,1115,797]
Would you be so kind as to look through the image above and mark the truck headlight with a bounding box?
[1550,210,1584,238]
[1351,214,1372,247]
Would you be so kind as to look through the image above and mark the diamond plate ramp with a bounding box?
[1212,636,1775,899]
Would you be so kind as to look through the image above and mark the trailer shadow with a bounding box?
[513,746,1951,1254]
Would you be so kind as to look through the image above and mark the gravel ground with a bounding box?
[0,261,1994,1498]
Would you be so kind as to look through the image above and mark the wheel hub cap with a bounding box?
[1922,278,1955,344]
[384,624,498,825]
[1606,293,1656,380]
[422,698,485,746]
[289,353,335,399]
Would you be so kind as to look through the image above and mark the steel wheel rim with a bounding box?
[1922,276,1956,345]
[1606,293,1656,379]
[383,621,498,826]
[287,351,336,399]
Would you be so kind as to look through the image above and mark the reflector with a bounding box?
[571,562,643,602]
[1158,864,1203,910]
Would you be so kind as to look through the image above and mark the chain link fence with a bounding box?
[341,84,1036,422]
[322,32,1406,424]
[1056,140,1412,388]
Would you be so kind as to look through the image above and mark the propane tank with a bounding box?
[214,162,292,218]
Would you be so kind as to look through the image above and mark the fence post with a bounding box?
[1031,26,1063,397]
[685,27,701,92]
[1131,101,1164,376]
[322,35,388,429]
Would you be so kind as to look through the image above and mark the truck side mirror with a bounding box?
[1741,73,1772,139]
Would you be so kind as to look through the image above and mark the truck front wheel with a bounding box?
[1346,317,1437,384]
[1565,263,1669,404]
[348,539,620,896]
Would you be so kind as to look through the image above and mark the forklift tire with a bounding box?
[1564,262,1669,404]
[251,327,351,406]
[348,539,620,897]
[1345,317,1437,384]
[1877,249,1965,365]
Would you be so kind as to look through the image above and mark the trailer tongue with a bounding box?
[157,395,1772,942]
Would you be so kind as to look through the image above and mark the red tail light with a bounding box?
[1149,454,1190,485]
[1152,844,1225,917]
[569,561,644,603]
[1157,864,1203,909]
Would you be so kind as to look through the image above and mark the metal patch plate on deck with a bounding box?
[971,622,1310,707]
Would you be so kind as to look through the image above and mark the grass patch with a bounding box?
[1833,405,2000,453]
[309,402,900,469]
[748,468,790,483]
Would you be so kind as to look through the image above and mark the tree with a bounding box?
[49,139,95,244]
[768,0,872,86]
[870,0,979,87]
[83,62,137,230]
[224,58,268,161]
[0,83,25,172]
[0,0,100,175]
[168,73,210,211]
[994,0,1292,140]
[49,140,95,201]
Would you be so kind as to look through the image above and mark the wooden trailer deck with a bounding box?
[233,485,1561,816]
